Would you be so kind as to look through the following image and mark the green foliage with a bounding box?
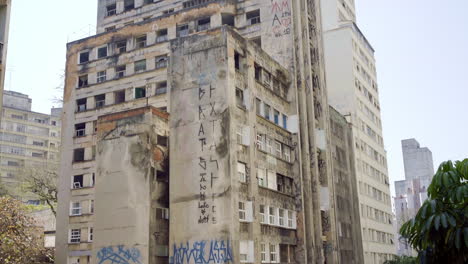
[384,255,417,264]
[0,196,54,263]
[400,159,468,263]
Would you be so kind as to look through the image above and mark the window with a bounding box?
[256,134,265,151]
[116,40,127,53]
[156,81,167,95]
[283,145,291,162]
[33,141,44,146]
[134,59,146,72]
[239,201,246,221]
[274,141,282,158]
[114,90,126,104]
[221,13,235,26]
[256,98,262,115]
[234,52,240,70]
[144,0,154,4]
[246,10,260,25]
[105,26,116,32]
[258,168,267,187]
[237,162,246,183]
[269,207,276,225]
[75,123,85,137]
[288,210,294,228]
[32,152,44,158]
[163,8,174,14]
[269,244,278,263]
[97,71,106,83]
[124,0,134,11]
[155,55,168,69]
[177,24,189,37]
[70,202,81,216]
[263,71,271,87]
[273,109,280,125]
[197,17,210,31]
[278,209,285,226]
[136,35,147,48]
[79,51,89,64]
[78,75,88,88]
[73,149,85,162]
[94,94,105,108]
[106,3,116,16]
[264,103,271,120]
[156,29,168,42]
[76,98,87,112]
[236,88,244,107]
[261,243,268,262]
[90,200,94,214]
[254,64,262,81]
[266,138,273,154]
[259,205,266,223]
[282,114,288,130]
[157,135,168,147]
[69,229,81,243]
[115,65,126,78]
[97,46,108,58]
[239,241,253,263]
[135,87,146,99]
[88,227,93,242]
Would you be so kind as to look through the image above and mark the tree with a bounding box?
[19,165,58,216]
[384,255,417,264]
[0,196,54,263]
[400,159,468,263]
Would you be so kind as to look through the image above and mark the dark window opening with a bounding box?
[73,148,85,162]
[124,0,135,11]
[116,40,127,53]
[156,29,168,42]
[254,64,262,81]
[115,65,126,78]
[106,4,117,16]
[158,135,168,147]
[144,0,154,4]
[197,17,210,31]
[156,170,168,182]
[251,37,261,47]
[135,87,146,99]
[234,52,240,70]
[95,94,105,108]
[155,56,168,69]
[105,26,116,32]
[75,123,86,137]
[136,35,147,48]
[158,107,167,112]
[236,88,244,107]
[76,98,87,112]
[73,175,84,189]
[114,90,126,104]
[177,24,189,37]
[97,46,108,58]
[79,51,89,64]
[134,59,147,72]
[78,75,88,88]
[221,13,235,26]
[156,81,167,95]
[246,10,261,25]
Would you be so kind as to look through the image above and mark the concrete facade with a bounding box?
[0,0,11,122]
[320,1,395,263]
[0,90,61,199]
[394,138,434,256]
[56,0,364,263]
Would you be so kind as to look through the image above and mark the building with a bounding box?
[0,90,61,200]
[56,0,364,263]
[0,0,11,121]
[394,138,434,256]
[320,0,396,263]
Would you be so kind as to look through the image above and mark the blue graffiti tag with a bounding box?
[169,240,233,264]
[97,245,142,264]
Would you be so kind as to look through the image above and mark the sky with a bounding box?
[5,1,468,197]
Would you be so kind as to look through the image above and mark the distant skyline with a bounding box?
[5,1,467,198]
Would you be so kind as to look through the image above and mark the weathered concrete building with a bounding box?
[0,0,11,121]
[0,90,61,199]
[56,0,364,263]
[320,0,396,262]
[394,139,434,256]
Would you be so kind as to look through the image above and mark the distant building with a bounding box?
[0,90,61,202]
[394,138,434,256]
[0,0,11,122]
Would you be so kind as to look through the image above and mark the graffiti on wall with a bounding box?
[96,245,142,264]
[169,240,233,264]
[271,0,292,37]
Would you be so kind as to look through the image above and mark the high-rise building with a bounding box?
[0,0,12,122]
[0,90,62,200]
[320,0,396,263]
[394,139,434,256]
[56,1,364,263]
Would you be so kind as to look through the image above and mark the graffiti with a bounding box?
[271,0,292,37]
[169,240,233,264]
[96,245,142,264]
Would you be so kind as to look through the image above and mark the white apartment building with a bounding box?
[320,0,396,263]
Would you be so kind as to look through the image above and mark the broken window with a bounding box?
[97,71,106,83]
[134,87,146,99]
[254,64,262,81]
[155,81,167,95]
[76,98,87,112]
[73,148,85,162]
[176,24,189,37]
[75,123,86,137]
[221,13,235,26]
[106,3,116,16]
[116,40,127,53]
[234,52,240,70]
[155,55,168,69]
[156,29,168,42]
[157,135,168,147]
[115,65,126,78]
[114,90,126,104]
[78,75,88,88]
[95,94,105,108]
[246,10,261,25]
[79,51,89,64]
[197,17,210,31]
[97,46,108,58]
[236,88,244,108]
[134,59,146,72]
[124,0,134,11]
[136,35,147,48]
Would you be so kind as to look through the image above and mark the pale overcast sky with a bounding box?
[5,1,468,197]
